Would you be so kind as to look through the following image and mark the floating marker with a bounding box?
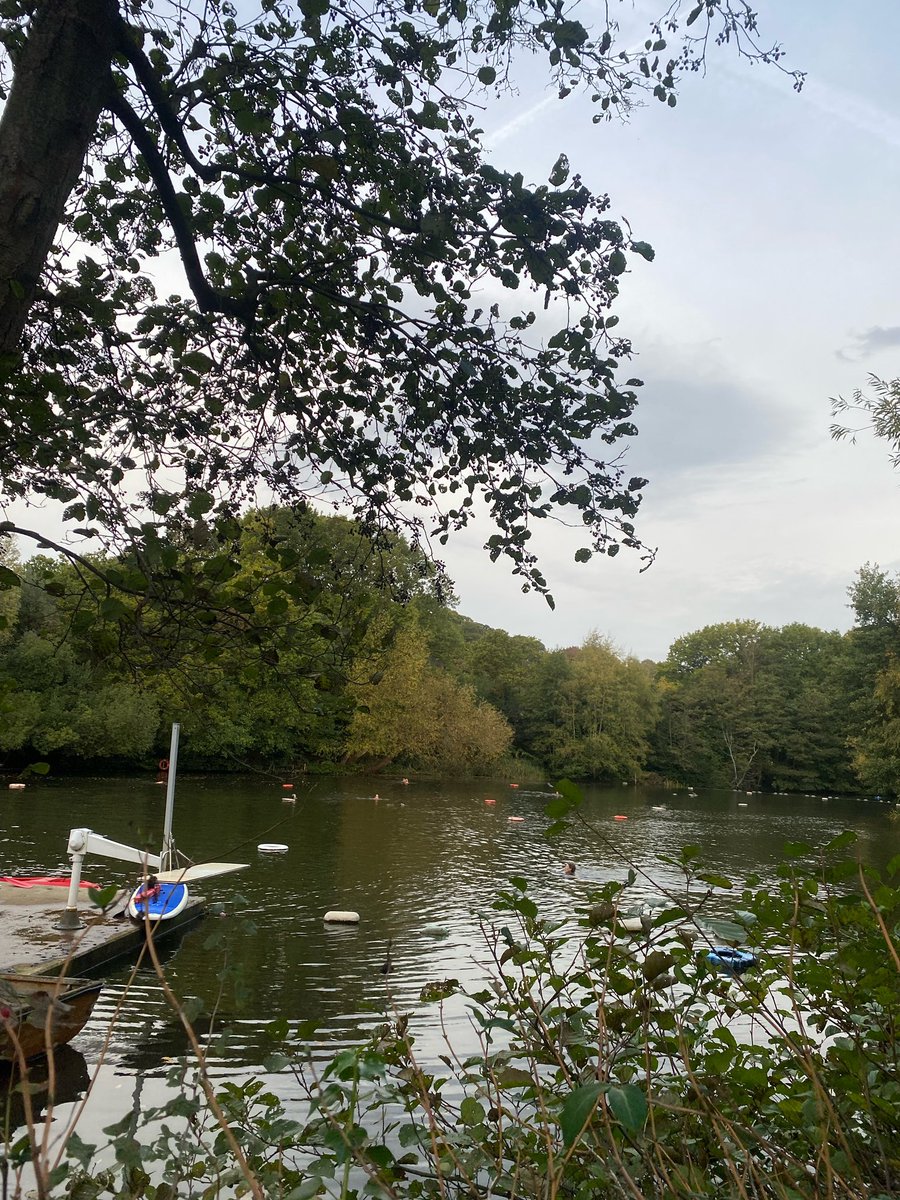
[614,814,628,821]
[619,916,646,932]
[258,842,288,853]
[508,816,524,822]
[324,910,360,924]
[509,783,519,789]
[484,798,496,805]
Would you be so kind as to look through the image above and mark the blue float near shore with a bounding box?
[707,947,757,974]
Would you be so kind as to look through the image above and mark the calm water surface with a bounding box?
[2,774,898,1145]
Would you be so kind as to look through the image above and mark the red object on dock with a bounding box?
[0,876,99,889]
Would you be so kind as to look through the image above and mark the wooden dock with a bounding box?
[0,882,205,976]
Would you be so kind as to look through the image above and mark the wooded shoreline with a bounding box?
[4,512,900,797]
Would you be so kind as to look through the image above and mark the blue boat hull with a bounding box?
[127,881,189,922]
[707,947,757,974]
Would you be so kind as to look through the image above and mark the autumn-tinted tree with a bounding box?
[344,616,512,771]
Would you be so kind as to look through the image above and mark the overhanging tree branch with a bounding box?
[106,90,254,321]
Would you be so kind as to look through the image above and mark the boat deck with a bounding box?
[0,883,205,976]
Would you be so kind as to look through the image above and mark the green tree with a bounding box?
[0,534,19,646]
[0,0,797,618]
[530,633,658,780]
[0,630,159,758]
[465,627,550,742]
[654,620,853,792]
[831,374,900,467]
[753,623,851,793]
[656,621,766,788]
[1,511,441,767]
[842,564,900,793]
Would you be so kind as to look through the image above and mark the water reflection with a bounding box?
[0,1045,90,1136]
[2,776,898,1138]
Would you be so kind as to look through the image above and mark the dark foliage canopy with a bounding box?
[0,0,797,604]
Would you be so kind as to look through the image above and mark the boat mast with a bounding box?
[161,723,180,873]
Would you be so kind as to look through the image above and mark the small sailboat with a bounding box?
[59,724,248,930]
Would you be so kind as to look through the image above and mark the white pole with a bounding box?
[58,852,85,929]
[161,722,180,871]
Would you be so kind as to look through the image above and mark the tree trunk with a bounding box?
[0,0,118,354]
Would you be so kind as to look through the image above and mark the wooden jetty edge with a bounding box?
[0,882,205,977]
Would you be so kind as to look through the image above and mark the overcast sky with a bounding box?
[5,2,899,663]
[440,0,900,660]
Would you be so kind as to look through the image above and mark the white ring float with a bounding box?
[258,843,288,853]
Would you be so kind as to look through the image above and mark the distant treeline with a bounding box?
[1,515,899,793]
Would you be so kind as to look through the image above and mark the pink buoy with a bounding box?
[614,814,628,821]
[508,816,524,822]
[484,798,496,805]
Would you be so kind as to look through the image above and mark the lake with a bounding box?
[2,774,898,1147]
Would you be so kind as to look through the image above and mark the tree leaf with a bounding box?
[560,1082,606,1148]
[607,1083,647,1132]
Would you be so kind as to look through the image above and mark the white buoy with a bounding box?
[620,916,649,933]
[324,910,360,923]
[258,842,288,853]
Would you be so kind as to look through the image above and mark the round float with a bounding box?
[324,910,360,923]
[507,816,524,822]
[258,843,289,853]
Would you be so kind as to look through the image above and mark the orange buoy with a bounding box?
[484,798,496,805]
[614,814,628,821]
[282,783,294,789]
[509,783,519,788]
